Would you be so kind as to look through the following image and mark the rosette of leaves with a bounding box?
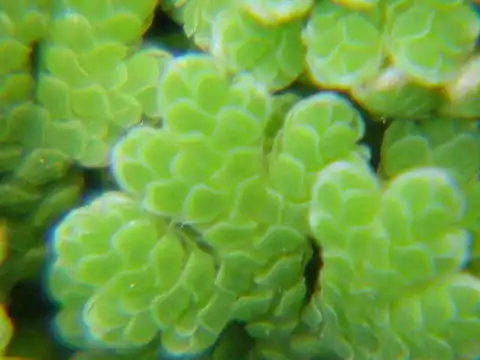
[301,0,480,120]
[266,92,368,234]
[309,158,480,359]
[302,1,384,89]
[379,117,480,221]
[384,0,480,86]
[110,53,371,347]
[47,191,234,356]
[179,0,306,90]
[379,117,480,282]
[211,5,306,91]
[111,54,310,341]
[23,0,170,167]
[230,93,367,342]
[112,54,273,227]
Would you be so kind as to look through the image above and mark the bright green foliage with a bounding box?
[113,55,367,316]
[48,191,233,355]
[0,1,84,337]
[173,0,480,119]
[23,0,164,167]
[309,160,480,359]
[380,118,480,185]
[112,54,310,340]
[113,54,272,224]
[267,92,368,233]
[303,2,384,88]
[239,0,314,24]
[0,0,49,120]
[211,6,305,90]
[47,54,373,356]
[0,0,84,297]
[380,118,480,283]
[0,0,70,227]
[0,3,170,344]
[1,0,479,359]
[385,0,479,85]
[304,0,479,89]
[352,67,444,120]
[182,0,306,90]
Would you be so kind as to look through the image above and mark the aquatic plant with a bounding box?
[0,0,479,359]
